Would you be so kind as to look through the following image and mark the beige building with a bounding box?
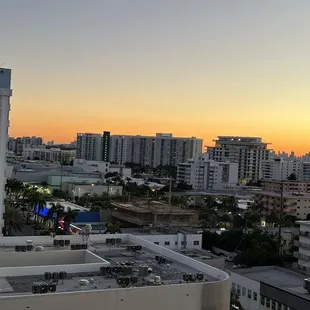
[0,233,231,310]
[262,180,310,193]
[255,190,310,219]
[112,201,200,227]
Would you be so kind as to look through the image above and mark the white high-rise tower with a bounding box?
[0,68,12,234]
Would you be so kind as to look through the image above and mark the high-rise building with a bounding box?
[110,135,155,166]
[0,68,12,234]
[76,133,102,161]
[110,133,202,167]
[153,133,203,167]
[7,136,43,153]
[208,136,270,180]
[102,131,110,162]
[177,156,238,190]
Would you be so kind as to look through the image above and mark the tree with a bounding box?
[105,222,121,234]
[5,179,24,201]
[175,181,192,191]
[46,203,65,232]
[288,173,297,181]
[63,207,79,233]
[3,205,24,236]
[25,189,47,223]
[221,196,239,214]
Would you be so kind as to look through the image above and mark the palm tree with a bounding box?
[26,190,47,223]
[3,206,24,236]
[5,179,24,201]
[63,207,79,233]
[105,222,121,234]
[46,203,65,232]
[204,196,218,210]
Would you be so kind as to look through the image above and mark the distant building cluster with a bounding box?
[76,132,203,168]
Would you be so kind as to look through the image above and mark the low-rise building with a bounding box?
[230,266,310,310]
[23,146,76,164]
[64,182,123,197]
[0,233,230,310]
[254,190,310,219]
[177,156,238,190]
[296,221,310,275]
[111,201,200,228]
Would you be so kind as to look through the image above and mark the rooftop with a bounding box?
[112,201,198,215]
[231,266,310,301]
[256,191,310,199]
[0,234,228,297]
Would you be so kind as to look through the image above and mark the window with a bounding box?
[247,289,252,299]
[181,241,186,245]
[261,296,265,306]
[266,298,271,308]
[154,242,159,245]
[232,283,236,291]
[277,303,282,310]
[164,241,170,246]
[193,240,199,245]
[253,292,257,301]
[242,287,246,296]
[272,300,276,310]
[237,285,241,295]
[175,241,178,245]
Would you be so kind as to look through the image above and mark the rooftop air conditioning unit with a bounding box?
[304,278,310,293]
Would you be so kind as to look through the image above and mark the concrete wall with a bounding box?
[0,234,130,247]
[0,250,108,277]
[0,280,231,310]
[230,271,260,310]
[0,250,86,267]
[138,233,202,250]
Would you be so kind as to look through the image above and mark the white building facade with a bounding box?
[23,146,76,164]
[260,158,310,182]
[0,68,12,235]
[177,156,238,190]
[208,136,270,181]
[76,133,102,161]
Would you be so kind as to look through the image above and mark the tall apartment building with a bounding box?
[153,133,202,167]
[177,156,238,190]
[76,133,102,161]
[8,136,43,153]
[0,68,12,234]
[102,131,110,162]
[110,135,155,166]
[208,136,270,180]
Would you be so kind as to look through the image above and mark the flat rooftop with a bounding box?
[256,191,310,199]
[0,246,213,296]
[113,201,198,215]
[231,266,310,301]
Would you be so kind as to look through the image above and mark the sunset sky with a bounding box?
[2,1,310,154]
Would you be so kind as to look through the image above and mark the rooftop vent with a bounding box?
[304,278,310,293]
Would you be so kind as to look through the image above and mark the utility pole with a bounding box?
[60,153,63,192]
[278,181,284,257]
[168,176,172,209]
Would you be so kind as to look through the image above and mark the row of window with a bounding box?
[153,240,200,246]
[232,283,258,301]
[261,295,296,310]
[232,283,297,310]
